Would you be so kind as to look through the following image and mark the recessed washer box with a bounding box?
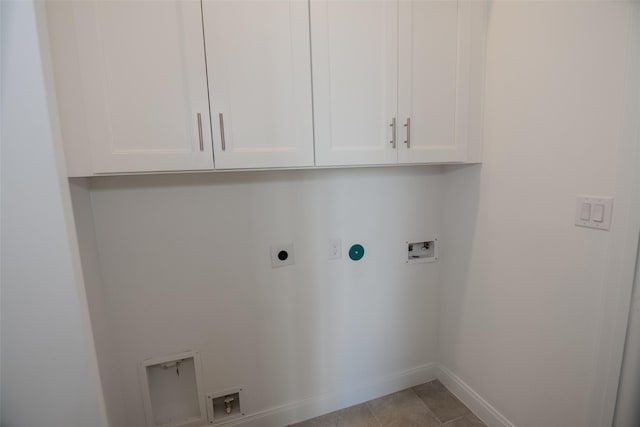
[407,239,438,264]
[206,387,246,425]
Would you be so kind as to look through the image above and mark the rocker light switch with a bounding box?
[592,204,605,222]
[575,196,613,231]
[580,202,591,221]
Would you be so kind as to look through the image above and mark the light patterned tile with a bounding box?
[367,389,440,427]
[291,403,380,427]
[289,382,484,427]
[443,413,486,427]
[413,380,469,423]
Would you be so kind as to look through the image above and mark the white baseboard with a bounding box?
[219,362,438,427]
[435,364,514,427]
[212,362,514,427]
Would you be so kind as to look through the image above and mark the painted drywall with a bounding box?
[69,179,127,427]
[40,0,640,425]
[613,13,640,419]
[0,2,106,426]
[615,239,640,427]
[439,2,638,427]
[81,166,443,426]
[44,0,93,177]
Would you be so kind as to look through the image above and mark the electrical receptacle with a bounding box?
[270,244,294,268]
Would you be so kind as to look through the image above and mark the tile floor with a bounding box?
[290,380,486,427]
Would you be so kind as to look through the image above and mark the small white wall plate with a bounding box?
[328,238,342,260]
[270,243,294,268]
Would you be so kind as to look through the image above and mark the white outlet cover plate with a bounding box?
[328,238,342,260]
[270,244,294,268]
[575,196,613,230]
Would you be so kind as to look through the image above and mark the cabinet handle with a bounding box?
[197,113,204,151]
[219,113,226,151]
[390,117,396,149]
[404,118,411,148]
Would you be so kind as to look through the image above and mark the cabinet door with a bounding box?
[311,0,398,166]
[73,1,213,173]
[203,0,314,169]
[397,0,467,163]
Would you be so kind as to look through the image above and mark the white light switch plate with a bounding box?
[575,196,613,230]
[328,238,342,260]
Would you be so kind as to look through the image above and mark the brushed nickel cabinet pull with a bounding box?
[219,113,226,151]
[197,113,204,151]
[390,117,396,149]
[404,118,411,148]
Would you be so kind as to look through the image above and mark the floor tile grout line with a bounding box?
[410,385,443,425]
[364,400,383,427]
[441,413,468,426]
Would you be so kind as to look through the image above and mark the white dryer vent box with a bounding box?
[139,351,206,427]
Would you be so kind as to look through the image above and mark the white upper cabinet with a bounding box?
[397,0,460,163]
[71,1,214,174]
[49,0,485,175]
[311,0,399,166]
[202,0,314,169]
[311,0,486,166]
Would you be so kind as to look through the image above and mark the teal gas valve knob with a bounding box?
[348,244,365,261]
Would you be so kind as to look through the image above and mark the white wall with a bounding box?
[69,179,127,427]
[0,2,107,426]
[439,2,639,427]
[80,166,443,426]
[34,0,640,426]
[613,6,640,419]
[615,242,640,427]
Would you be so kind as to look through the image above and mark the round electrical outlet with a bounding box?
[270,244,295,268]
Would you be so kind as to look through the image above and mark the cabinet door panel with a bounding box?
[203,0,314,169]
[73,1,213,173]
[398,0,462,163]
[311,0,398,166]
